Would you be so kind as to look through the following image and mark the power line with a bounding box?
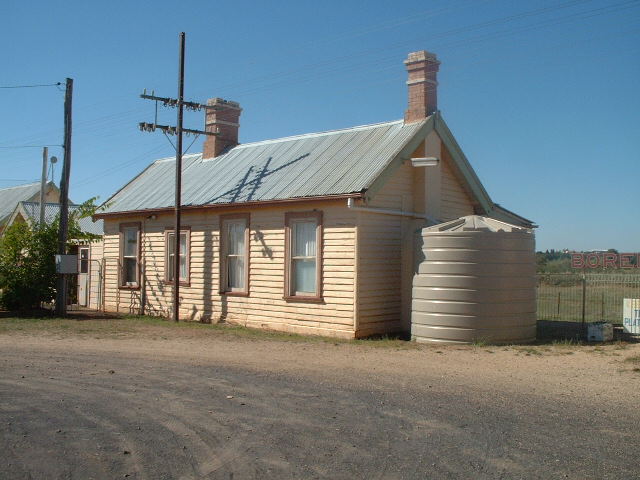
[191,0,598,98]
[0,82,62,89]
[0,144,62,149]
[221,0,639,98]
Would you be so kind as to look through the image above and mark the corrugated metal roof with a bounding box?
[101,119,427,214]
[20,202,104,235]
[0,182,42,225]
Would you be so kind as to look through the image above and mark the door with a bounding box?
[78,247,90,307]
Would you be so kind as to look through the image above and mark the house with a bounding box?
[5,201,104,310]
[0,181,60,235]
[94,50,533,338]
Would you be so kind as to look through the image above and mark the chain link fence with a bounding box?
[537,273,640,324]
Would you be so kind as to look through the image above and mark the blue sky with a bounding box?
[1,0,639,251]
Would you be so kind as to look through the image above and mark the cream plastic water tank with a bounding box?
[412,215,536,344]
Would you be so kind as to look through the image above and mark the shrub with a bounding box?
[0,199,100,311]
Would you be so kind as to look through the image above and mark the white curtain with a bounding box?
[168,232,188,281]
[226,220,246,289]
[228,257,244,289]
[294,221,316,257]
[124,228,137,257]
[293,220,317,293]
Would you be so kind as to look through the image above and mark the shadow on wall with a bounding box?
[142,228,170,318]
[200,227,217,323]
[206,154,310,204]
[254,230,273,259]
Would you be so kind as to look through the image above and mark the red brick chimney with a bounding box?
[203,98,242,159]
[404,50,440,123]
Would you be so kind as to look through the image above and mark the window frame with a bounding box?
[284,210,323,302]
[164,226,191,286]
[119,222,141,290]
[219,213,250,296]
[78,246,90,274]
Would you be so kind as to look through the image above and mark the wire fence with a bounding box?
[537,273,640,324]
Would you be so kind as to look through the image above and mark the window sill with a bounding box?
[220,291,249,297]
[283,295,324,304]
[119,285,140,291]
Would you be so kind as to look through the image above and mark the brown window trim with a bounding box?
[219,213,250,296]
[163,226,191,287]
[284,210,323,303]
[119,222,141,290]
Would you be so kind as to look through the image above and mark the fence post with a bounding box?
[557,292,561,317]
[581,274,587,337]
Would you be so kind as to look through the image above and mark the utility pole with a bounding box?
[39,146,48,226]
[138,32,218,323]
[172,32,186,323]
[55,78,73,316]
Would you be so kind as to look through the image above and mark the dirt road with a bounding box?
[1,321,639,479]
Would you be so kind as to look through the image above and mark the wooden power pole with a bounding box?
[39,146,48,226]
[172,32,186,323]
[55,77,73,316]
[138,32,218,322]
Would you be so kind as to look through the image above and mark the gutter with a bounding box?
[93,192,364,221]
[347,198,439,224]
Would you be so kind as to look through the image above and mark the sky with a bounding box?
[1,0,639,251]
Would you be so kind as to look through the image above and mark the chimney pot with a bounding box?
[203,98,242,159]
[404,50,440,123]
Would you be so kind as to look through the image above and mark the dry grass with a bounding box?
[0,315,416,349]
[0,315,633,356]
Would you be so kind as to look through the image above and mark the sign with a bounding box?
[623,299,640,335]
[55,254,78,274]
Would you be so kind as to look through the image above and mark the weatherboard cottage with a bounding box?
[94,50,532,338]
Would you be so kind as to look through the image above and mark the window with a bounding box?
[165,228,190,284]
[285,211,322,301]
[79,248,89,274]
[220,214,249,295]
[120,223,140,288]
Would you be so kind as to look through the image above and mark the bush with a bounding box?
[0,199,100,311]
[0,222,59,310]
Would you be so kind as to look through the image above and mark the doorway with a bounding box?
[77,247,90,307]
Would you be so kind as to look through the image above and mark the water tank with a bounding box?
[412,215,536,344]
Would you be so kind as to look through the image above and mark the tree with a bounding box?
[0,198,101,311]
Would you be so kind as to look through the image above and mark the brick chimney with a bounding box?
[203,98,242,159]
[404,50,440,123]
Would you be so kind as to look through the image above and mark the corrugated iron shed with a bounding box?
[101,119,427,214]
[20,202,104,235]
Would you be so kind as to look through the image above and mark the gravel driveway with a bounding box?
[1,320,639,479]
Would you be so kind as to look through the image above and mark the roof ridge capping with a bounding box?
[20,200,81,207]
[0,181,41,191]
[227,119,407,150]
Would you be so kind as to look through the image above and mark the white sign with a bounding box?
[623,298,640,335]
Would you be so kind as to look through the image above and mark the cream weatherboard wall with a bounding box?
[440,145,475,221]
[101,200,358,338]
[355,159,418,336]
[355,134,475,337]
